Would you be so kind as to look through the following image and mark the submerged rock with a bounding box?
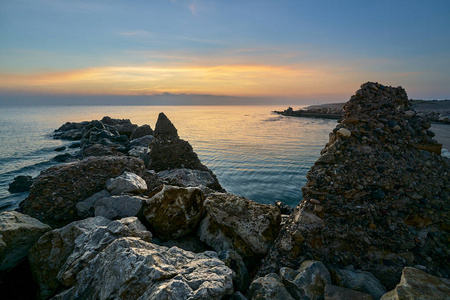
[20,156,145,228]
[0,211,51,274]
[8,175,33,193]
[260,82,450,289]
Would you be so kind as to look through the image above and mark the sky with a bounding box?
[0,0,449,105]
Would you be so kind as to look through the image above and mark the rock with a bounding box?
[153,112,179,140]
[197,193,281,266]
[54,146,66,152]
[279,260,331,300]
[128,134,154,147]
[219,250,251,293]
[0,211,51,274]
[68,142,81,148]
[404,110,415,118]
[152,234,210,253]
[259,82,449,289]
[324,284,374,300]
[29,216,152,299]
[337,128,351,137]
[106,171,147,195]
[52,153,73,162]
[380,267,450,300]
[130,124,153,140]
[143,185,205,240]
[231,291,248,300]
[8,175,33,193]
[248,273,294,300]
[20,156,145,228]
[94,195,145,219]
[75,189,111,218]
[157,168,217,190]
[82,143,122,158]
[149,114,224,192]
[332,268,386,300]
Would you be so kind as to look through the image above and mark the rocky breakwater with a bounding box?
[260,82,450,290]
[275,105,343,119]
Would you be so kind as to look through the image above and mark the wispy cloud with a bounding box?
[118,30,154,37]
[189,1,199,16]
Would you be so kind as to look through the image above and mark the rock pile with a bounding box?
[260,82,450,290]
[2,87,449,299]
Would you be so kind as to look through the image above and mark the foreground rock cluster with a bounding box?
[1,83,449,299]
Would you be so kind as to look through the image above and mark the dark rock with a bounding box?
[8,175,33,193]
[54,146,66,152]
[219,250,251,293]
[20,156,145,228]
[248,273,294,300]
[153,112,179,140]
[325,284,374,300]
[68,142,81,148]
[52,153,73,162]
[130,124,153,140]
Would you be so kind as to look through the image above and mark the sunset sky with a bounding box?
[1,0,449,104]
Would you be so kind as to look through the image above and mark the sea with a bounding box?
[1,105,448,212]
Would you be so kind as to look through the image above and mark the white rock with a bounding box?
[337,128,351,137]
[106,171,147,195]
[404,110,415,118]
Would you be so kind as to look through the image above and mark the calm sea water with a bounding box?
[2,105,447,212]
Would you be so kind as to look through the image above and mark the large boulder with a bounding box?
[29,216,152,299]
[324,284,374,300]
[197,193,281,266]
[279,260,331,300]
[143,185,205,240]
[0,211,51,274]
[106,171,147,195]
[259,82,450,289]
[20,156,146,228]
[52,238,234,300]
[380,267,450,300]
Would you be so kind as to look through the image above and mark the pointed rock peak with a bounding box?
[154,112,179,140]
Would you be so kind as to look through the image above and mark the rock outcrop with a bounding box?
[20,156,145,228]
[0,211,51,274]
[149,113,224,192]
[260,82,450,290]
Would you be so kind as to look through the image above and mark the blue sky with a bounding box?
[0,0,449,103]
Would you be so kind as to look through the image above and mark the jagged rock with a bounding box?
[324,284,374,300]
[219,250,251,293]
[0,211,51,274]
[153,112,179,140]
[54,238,234,300]
[20,156,145,228]
[248,273,294,300]
[106,171,147,195]
[94,195,145,219]
[279,260,331,300]
[75,190,111,218]
[197,193,281,266]
[158,168,217,189]
[130,124,153,140]
[149,113,224,192]
[380,267,450,300]
[152,234,210,253]
[8,175,33,193]
[332,268,386,300]
[259,82,450,289]
[29,216,152,299]
[143,185,205,240]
